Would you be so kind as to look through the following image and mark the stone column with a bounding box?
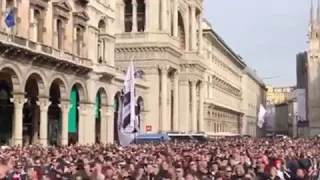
[59,101,70,146]
[199,82,204,132]
[191,80,197,132]
[190,6,196,51]
[132,0,137,32]
[29,8,35,41]
[185,8,190,50]
[100,105,108,144]
[11,94,26,146]
[118,2,125,32]
[144,0,150,32]
[77,103,87,144]
[161,0,167,31]
[85,103,96,144]
[179,79,189,132]
[160,66,168,131]
[0,0,5,30]
[173,0,178,37]
[173,71,179,131]
[37,98,51,146]
[198,12,203,54]
[52,17,58,49]
[106,106,114,143]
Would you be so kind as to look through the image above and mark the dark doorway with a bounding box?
[0,80,13,144]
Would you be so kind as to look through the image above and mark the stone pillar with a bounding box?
[29,8,35,41]
[144,0,150,32]
[59,101,70,146]
[161,0,167,31]
[132,0,137,32]
[85,103,96,144]
[77,103,87,144]
[190,6,196,51]
[179,79,189,132]
[31,106,39,144]
[100,105,108,144]
[118,2,125,32]
[11,94,26,146]
[199,82,204,132]
[191,80,197,132]
[0,0,5,30]
[198,12,203,54]
[37,98,51,146]
[160,66,168,131]
[173,0,178,37]
[106,106,114,143]
[185,9,190,50]
[173,71,179,131]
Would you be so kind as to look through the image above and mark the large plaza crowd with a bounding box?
[0,138,317,180]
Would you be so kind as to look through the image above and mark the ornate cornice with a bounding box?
[212,75,241,97]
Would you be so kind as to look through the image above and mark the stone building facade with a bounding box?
[307,0,320,136]
[115,0,205,133]
[241,67,266,137]
[201,20,245,134]
[0,0,148,146]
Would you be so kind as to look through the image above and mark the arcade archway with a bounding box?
[0,67,21,144]
[24,73,43,144]
[68,83,85,144]
[48,78,65,145]
[95,88,108,143]
[0,80,12,144]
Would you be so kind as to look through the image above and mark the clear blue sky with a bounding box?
[203,0,309,86]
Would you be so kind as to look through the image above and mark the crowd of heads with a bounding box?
[0,138,318,179]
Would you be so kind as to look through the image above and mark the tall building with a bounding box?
[307,0,320,136]
[202,20,245,134]
[0,0,151,146]
[0,0,267,146]
[266,85,295,105]
[115,0,206,133]
[241,68,267,137]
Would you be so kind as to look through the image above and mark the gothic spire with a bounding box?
[309,0,313,24]
[317,0,320,22]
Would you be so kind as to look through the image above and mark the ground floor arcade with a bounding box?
[0,61,147,146]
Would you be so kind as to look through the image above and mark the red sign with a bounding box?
[145,125,152,132]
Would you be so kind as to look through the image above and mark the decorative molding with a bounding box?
[30,0,50,10]
[73,11,90,28]
[52,0,72,20]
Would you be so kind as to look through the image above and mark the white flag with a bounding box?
[118,60,138,146]
[257,104,266,128]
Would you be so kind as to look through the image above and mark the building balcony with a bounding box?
[0,30,92,73]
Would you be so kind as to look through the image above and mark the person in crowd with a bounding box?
[0,138,319,179]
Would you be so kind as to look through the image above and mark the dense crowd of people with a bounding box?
[0,138,318,179]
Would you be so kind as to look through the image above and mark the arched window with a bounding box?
[76,27,83,56]
[178,11,185,49]
[34,9,42,42]
[98,20,106,63]
[124,0,132,32]
[56,19,64,49]
[137,0,145,32]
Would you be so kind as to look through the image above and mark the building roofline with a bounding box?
[202,26,246,69]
